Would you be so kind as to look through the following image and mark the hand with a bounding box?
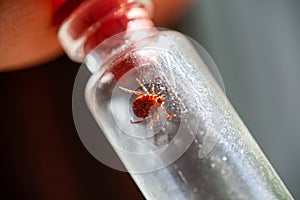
[0,0,192,71]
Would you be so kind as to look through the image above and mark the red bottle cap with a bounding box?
[51,0,84,25]
[55,0,154,61]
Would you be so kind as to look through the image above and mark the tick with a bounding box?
[119,76,175,126]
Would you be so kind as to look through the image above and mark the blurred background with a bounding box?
[1,0,299,199]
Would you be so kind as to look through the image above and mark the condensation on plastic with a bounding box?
[80,28,293,199]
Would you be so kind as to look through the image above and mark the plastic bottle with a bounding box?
[55,0,294,199]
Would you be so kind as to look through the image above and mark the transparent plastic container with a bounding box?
[82,29,293,200]
[56,0,293,199]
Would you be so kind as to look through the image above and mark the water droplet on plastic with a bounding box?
[211,163,216,168]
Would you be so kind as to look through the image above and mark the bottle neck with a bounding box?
[54,0,154,62]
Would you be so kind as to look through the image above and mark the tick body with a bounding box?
[119,76,175,126]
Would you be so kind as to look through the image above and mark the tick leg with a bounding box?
[136,78,149,94]
[150,113,155,128]
[155,110,160,122]
[160,105,175,119]
[151,75,157,95]
[130,118,146,124]
[119,87,144,95]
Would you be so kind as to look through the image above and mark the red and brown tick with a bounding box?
[119,76,175,126]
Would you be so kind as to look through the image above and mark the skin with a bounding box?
[0,0,192,71]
